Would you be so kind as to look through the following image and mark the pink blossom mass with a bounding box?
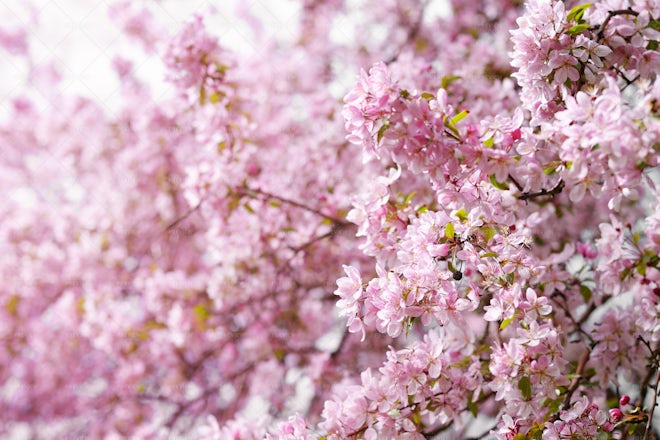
[1,0,660,438]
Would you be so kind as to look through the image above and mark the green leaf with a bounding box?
[543,398,563,417]
[450,110,470,126]
[500,316,515,330]
[402,191,416,207]
[441,75,461,88]
[490,175,510,190]
[445,222,455,240]
[650,19,660,31]
[377,123,389,143]
[620,267,632,281]
[579,285,592,303]
[455,208,469,222]
[193,304,209,321]
[518,375,532,400]
[483,136,495,148]
[193,303,210,330]
[421,92,435,100]
[528,424,544,440]
[543,161,563,175]
[566,23,590,35]
[482,226,495,243]
[400,89,410,99]
[567,3,593,22]
[243,202,255,214]
[6,294,19,316]
[199,85,206,105]
[467,393,478,417]
[637,261,647,276]
[417,205,428,214]
[268,200,281,208]
[481,251,498,258]
[443,115,460,137]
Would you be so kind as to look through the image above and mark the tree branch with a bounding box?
[597,8,639,40]
[237,186,349,226]
[518,180,565,201]
[644,367,660,440]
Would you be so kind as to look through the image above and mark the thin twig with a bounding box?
[597,8,639,40]
[645,368,660,440]
[385,0,429,64]
[561,350,591,412]
[237,186,349,225]
[165,202,202,231]
[290,222,348,254]
[518,180,565,201]
[508,174,524,192]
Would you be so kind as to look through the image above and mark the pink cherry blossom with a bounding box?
[2,0,660,438]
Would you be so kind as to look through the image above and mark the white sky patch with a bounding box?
[0,0,300,117]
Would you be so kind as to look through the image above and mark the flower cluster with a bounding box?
[2,0,660,438]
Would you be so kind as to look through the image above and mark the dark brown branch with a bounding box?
[645,367,660,440]
[640,337,660,406]
[561,349,591,412]
[598,8,639,40]
[518,180,565,201]
[508,174,524,192]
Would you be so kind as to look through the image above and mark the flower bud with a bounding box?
[619,395,630,406]
[609,408,623,423]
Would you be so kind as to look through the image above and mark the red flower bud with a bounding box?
[609,408,623,422]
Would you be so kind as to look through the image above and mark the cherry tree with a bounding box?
[1,0,659,439]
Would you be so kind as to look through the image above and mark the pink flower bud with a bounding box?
[609,408,623,423]
[619,395,630,406]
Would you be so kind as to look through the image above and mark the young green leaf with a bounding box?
[518,375,532,400]
[449,110,470,126]
[566,23,590,35]
[490,175,510,190]
[441,75,461,88]
[445,222,455,239]
[500,316,515,330]
[579,285,592,303]
[455,208,469,222]
[377,123,389,143]
[567,3,593,22]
